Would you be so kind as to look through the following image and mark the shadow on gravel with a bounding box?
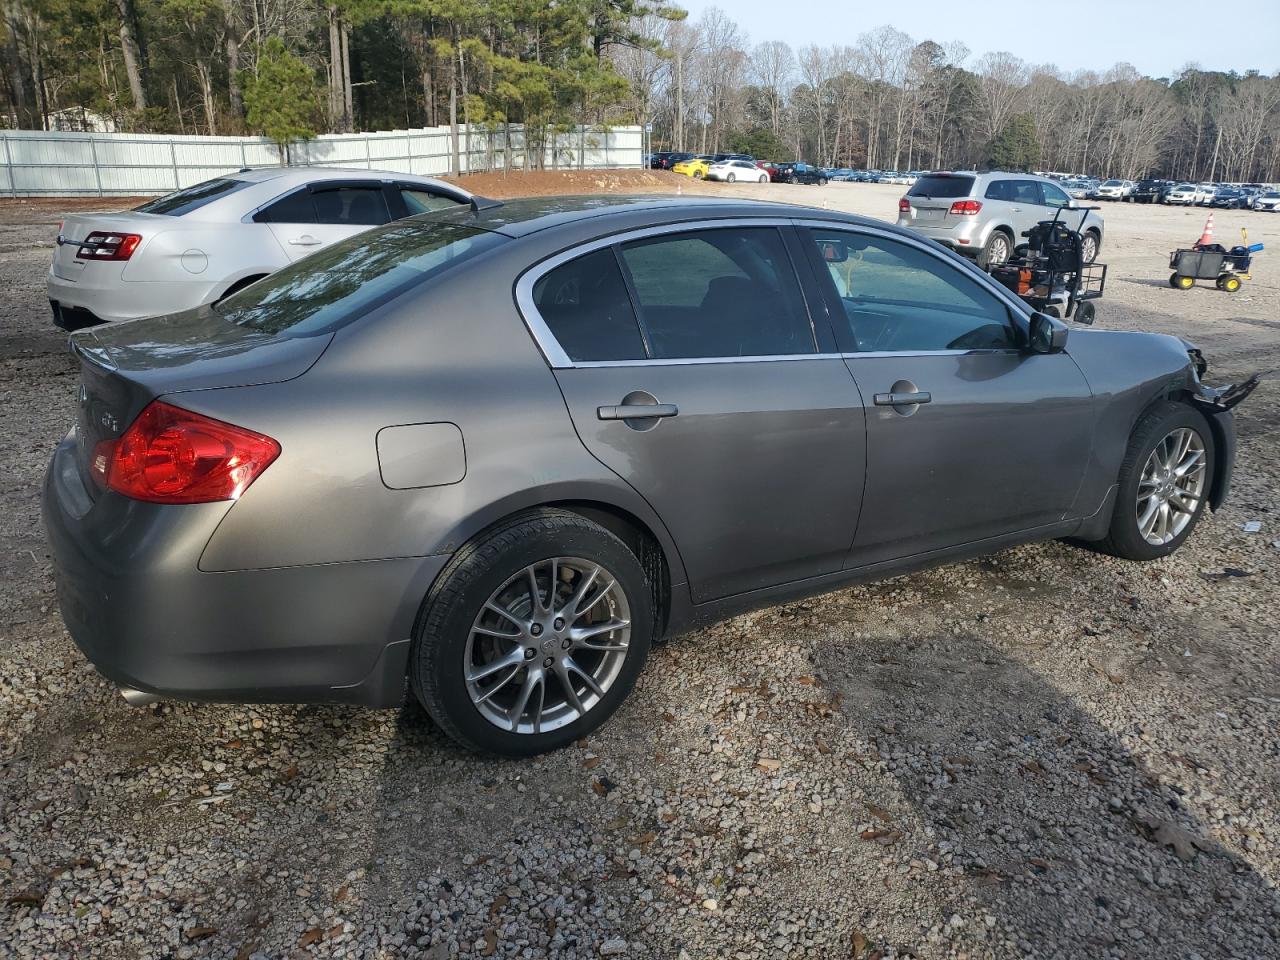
[821,634,1280,959]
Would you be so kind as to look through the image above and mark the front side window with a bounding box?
[618,228,815,359]
[809,229,1018,353]
[217,222,504,336]
[312,185,390,226]
[1041,182,1070,208]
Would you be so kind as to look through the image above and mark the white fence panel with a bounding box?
[0,124,643,197]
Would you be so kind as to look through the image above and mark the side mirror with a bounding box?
[1066,199,1082,210]
[1028,311,1069,354]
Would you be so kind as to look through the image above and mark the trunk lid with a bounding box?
[70,307,331,496]
[52,211,165,281]
[903,173,977,225]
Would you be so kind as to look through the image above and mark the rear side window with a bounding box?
[313,186,390,225]
[908,175,974,199]
[619,228,815,359]
[400,187,464,215]
[217,222,505,336]
[134,177,252,216]
[253,190,317,224]
[532,249,647,362]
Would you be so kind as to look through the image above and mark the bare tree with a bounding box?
[975,50,1028,145]
[750,40,794,136]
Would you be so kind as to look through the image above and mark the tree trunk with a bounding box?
[225,11,243,128]
[448,56,460,174]
[114,0,149,112]
[196,61,216,134]
[340,20,353,132]
[327,6,343,130]
[2,1,37,128]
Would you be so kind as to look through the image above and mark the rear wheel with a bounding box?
[1219,274,1242,292]
[1170,273,1195,289]
[1094,402,1213,561]
[1081,231,1100,265]
[410,510,653,755]
[726,172,736,183]
[978,230,1012,269]
[693,170,704,180]
[758,173,768,183]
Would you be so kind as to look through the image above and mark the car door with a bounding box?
[519,222,867,603]
[256,181,393,262]
[798,223,1095,568]
[1010,179,1048,240]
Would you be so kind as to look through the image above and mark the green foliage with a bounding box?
[239,38,321,161]
[725,127,790,161]
[986,113,1040,171]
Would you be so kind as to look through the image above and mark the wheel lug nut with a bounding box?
[530,623,542,636]
[553,618,565,630]
[543,657,554,668]
[524,648,536,659]
[561,638,571,649]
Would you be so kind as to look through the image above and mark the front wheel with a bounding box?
[1170,273,1194,289]
[410,510,653,755]
[693,170,704,180]
[726,173,736,183]
[1219,274,1242,292]
[1094,402,1214,561]
[758,174,768,183]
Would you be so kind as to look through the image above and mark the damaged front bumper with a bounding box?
[1182,343,1265,510]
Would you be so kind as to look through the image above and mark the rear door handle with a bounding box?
[874,391,931,406]
[597,403,679,421]
[289,235,321,246]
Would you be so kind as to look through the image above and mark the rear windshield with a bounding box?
[134,177,253,216]
[907,175,975,199]
[216,221,505,336]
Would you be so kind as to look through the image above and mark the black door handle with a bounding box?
[597,403,679,421]
[874,391,931,406]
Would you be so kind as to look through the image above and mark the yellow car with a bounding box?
[671,156,711,179]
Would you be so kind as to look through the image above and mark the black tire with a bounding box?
[1093,401,1214,561]
[977,230,1012,269]
[409,509,653,756]
[1075,300,1097,325]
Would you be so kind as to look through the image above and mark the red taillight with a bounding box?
[949,200,982,215]
[898,197,911,213]
[94,401,280,504]
[77,231,142,261]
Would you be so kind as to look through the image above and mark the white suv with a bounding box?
[48,168,470,328]
[1096,179,1133,200]
[898,171,1105,268]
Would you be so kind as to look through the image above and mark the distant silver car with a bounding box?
[48,168,470,328]
[44,196,1250,755]
[1254,191,1280,212]
[898,171,1105,268]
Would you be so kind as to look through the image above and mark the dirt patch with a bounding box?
[443,166,717,198]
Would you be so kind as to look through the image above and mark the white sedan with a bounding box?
[48,167,471,327]
[1254,191,1280,212]
[704,159,769,183]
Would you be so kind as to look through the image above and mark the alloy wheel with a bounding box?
[987,234,1010,265]
[1136,427,1207,546]
[464,557,631,734]
[1081,233,1098,263]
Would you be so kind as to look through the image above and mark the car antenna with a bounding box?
[469,195,503,215]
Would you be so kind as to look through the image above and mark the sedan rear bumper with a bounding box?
[42,433,445,708]
[47,266,220,324]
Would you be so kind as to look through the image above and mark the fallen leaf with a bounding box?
[634,831,658,846]
[1142,816,1210,862]
[183,926,217,941]
[6,889,45,906]
[489,893,508,918]
[223,739,243,749]
[815,736,833,755]
[661,711,675,723]
[281,764,299,782]
[581,756,601,770]
[1023,760,1046,776]
[851,929,868,956]
[591,777,615,797]
[859,828,902,843]
[1028,857,1051,871]
[298,927,324,947]
[482,928,498,956]
[326,924,344,940]
[864,803,893,822]
[795,675,816,685]
[233,945,257,960]
[333,884,349,902]
[755,757,782,773]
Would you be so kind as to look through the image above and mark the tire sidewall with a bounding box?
[1108,403,1215,560]
[413,516,653,756]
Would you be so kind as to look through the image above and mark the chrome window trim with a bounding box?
[514,215,1035,370]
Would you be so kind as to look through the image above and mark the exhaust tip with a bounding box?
[119,686,162,707]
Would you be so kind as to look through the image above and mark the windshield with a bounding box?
[134,177,254,216]
[216,221,506,336]
[907,174,975,199]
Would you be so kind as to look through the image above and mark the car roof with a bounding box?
[420,194,882,240]
[228,165,470,193]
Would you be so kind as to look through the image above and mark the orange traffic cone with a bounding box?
[1195,213,1214,248]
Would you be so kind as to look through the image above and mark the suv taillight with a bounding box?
[949,200,982,215]
[77,231,142,261]
[92,401,280,504]
[898,198,911,213]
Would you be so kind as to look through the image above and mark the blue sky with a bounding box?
[673,0,1280,78]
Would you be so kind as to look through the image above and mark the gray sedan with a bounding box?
[43,196,1255,755]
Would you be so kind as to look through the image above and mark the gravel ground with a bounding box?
[1,180,1278,960]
